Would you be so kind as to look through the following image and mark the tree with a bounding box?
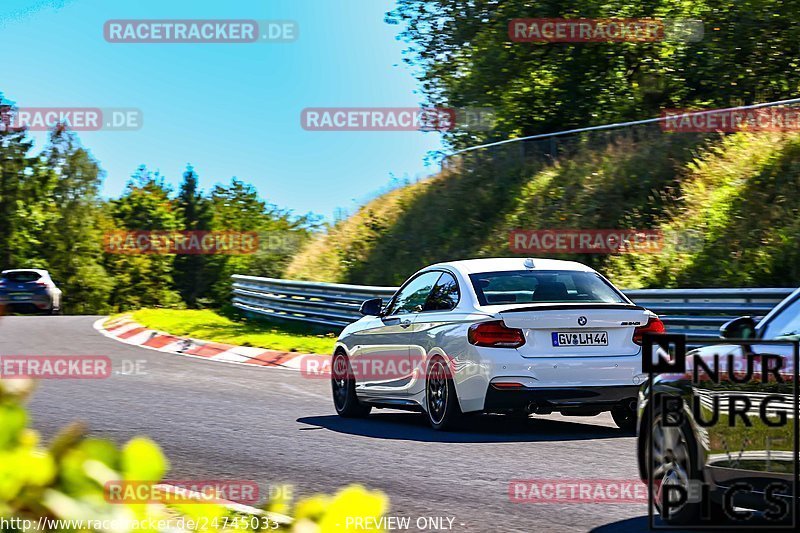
[104,166,182,310]
[387,0,800,150]
[0,95,51,269]
[206,178,319,306]
[38,128,114,313]
[173,164,212,307]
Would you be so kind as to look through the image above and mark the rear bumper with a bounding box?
[483,384,640,411]
[0,295,52,312]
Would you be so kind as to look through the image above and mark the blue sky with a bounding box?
[0,0,444,219]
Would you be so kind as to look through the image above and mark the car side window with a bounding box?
[423,272,460,311]
[387,271,442,315]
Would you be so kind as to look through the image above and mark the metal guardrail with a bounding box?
[232,275,396,328]
[439,98,800,175]
[622,287,793,340]
[445,97,800,157]
[232,275,794,341]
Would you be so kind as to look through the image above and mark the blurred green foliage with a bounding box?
[0,378,388,532]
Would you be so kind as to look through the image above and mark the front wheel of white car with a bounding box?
[425,356,462,431]
[331,351,371,418]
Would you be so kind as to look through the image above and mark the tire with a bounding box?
[507,408,531,420]
[424,356,463,431]
[331,351,371,418]
[647,408,720,525]
[611,403,637,432]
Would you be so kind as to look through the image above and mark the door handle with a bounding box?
[400,319,412,328]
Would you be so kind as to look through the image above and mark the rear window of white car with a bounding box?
[2,271,42,282]
[469,270,627,305]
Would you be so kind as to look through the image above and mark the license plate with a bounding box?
[552,331,608,347]
[10,293,32,300]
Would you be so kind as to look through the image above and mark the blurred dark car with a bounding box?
[637,287,799,525]
[0,269,63,314]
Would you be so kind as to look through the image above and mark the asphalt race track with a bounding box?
[2,316,663,532]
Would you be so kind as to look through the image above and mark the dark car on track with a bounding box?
[0,269,63,314]
[637,287,800,526]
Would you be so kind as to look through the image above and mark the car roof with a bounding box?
[428,258,596,275]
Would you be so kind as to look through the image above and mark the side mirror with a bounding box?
[720,316,757,340]
[359,298,383,316]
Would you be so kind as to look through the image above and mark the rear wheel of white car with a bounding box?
[425,356,462,431]
[331,351,371,418]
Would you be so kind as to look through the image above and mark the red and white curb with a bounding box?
[93,315,329,373]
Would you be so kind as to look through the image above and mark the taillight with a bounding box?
[468,320,525,348]
[492,382,525,389]
[633,317,666,345]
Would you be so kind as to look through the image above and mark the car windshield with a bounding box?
[761,297,800,340]
[2,271,42,282]
[469,270,627,306]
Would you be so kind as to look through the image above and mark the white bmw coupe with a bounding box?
[331,258,663,430]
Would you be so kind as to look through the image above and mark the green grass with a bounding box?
[107,309,337,354]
